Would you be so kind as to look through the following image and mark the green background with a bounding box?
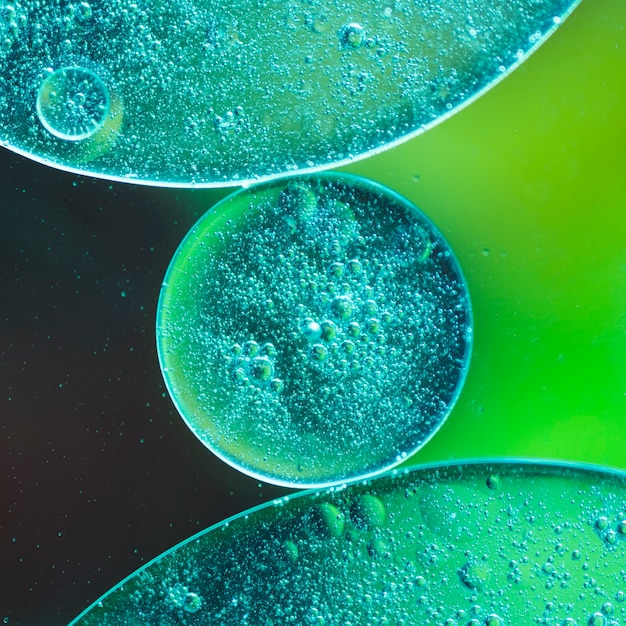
[0,0,624,623]
[343,0,626,469]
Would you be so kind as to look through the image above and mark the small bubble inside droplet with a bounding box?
[36,66,110,141]
[250,356,274,383]
[310,344,328,362]
[339,22,365,49]
[302,319,322,341]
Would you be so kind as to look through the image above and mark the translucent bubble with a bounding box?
[310,344,328,362]
[244,341,259,357]
[459,559,492,590]
[347,322,361,338]
[341,340,355,355]
[36,66,110,141]
[347,259,362,275]
[366,318,380,335]
[250,356,274,382]
[270,378,284,394]
[308,503,345,538]
[339,22,365,49]
[76,2,93,21]
[349,495,386,530]
[321,320,337,341]
[486,475,500,490]
[331,295,353,320]
[261,343,277,357]
[363,299,377,315]
[302,319,323,341]
[183,593,202,613]
[588,613,606,626]
[3,0,582,184]
[329,262,344,278]
[281,540,298,563]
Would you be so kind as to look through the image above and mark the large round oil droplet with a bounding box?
[157,173,472,487]
[36,67,110,141]
[67,462,626,626]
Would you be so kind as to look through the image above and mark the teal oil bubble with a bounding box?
[36,67,110,141]
[156,173,472,487]
[68,461,626,625]
[0,0,582,185]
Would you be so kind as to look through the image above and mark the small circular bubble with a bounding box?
[601,603,614,616]
[588,613,606,626]
[36,66,110,141]
[250,356,274,382]
[366,318,380,335]
[347,321,361,337]
[363,299,377,315]
[350,494,386,530]
[270,378,284,394]
[303,319,323,341]
[244,341,259,357]
[321,320,337,341]
[486,475,499,490]
[76,1,93,21]
[347,259,362,275]
[342,339,355,355]
[310,344,328,362]
[331,295,353,320]
[339,22,365,49]
[329,262,344,277]
[183,592,202,613]
[262,343,277,357]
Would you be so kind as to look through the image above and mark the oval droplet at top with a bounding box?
[156,173,472,487]
[67,460,626,625]
[0,0,582,186]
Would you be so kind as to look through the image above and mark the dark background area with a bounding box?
[0,148,289,625]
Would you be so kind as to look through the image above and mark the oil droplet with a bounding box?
[350,494,386,530]
[36,66,110,141]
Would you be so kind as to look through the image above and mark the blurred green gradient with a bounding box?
[338,0,626,469]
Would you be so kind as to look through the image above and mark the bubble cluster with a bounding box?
[157,174,472,486]
[228,340,283,392]
[68,462,626,626]
[36,66,110,141]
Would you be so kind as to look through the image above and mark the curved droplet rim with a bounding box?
[2,0,582,188]
[156,172,473,488]
[67,457,626,625]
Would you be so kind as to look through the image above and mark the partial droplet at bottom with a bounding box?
[156,173,472,487]
[68,461,626,625]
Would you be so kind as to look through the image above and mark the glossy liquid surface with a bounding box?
[157,174,472,486]
[70,461,626,625]
[0,0,581,185]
